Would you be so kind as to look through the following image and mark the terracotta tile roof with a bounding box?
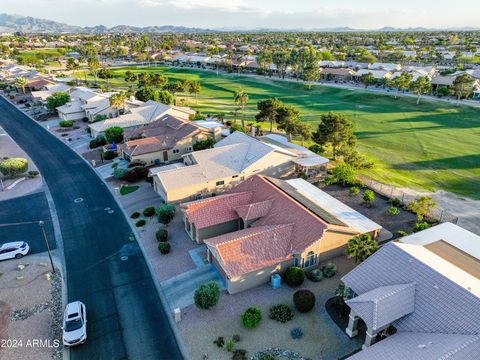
[234,200,273,221]
[205,224,294,277]
[181,192,253,229]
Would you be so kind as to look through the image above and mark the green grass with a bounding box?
[120,185,139,196]
[76,66,480,199]
[19,48,66,57]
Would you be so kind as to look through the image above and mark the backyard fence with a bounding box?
[359,176,459,224]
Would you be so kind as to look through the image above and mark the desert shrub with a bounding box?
[134,166,149,179]
[0,157,28,176]
[323,175,337,186]
[155,229,168,242]
[156,204,175,225]
[388,206,400,216]
[241,307,262,329]
[143,206,155,217]
[321,263,337,278]
[89,139,98,148]
[122,169,139,183]
[363,189,375,206]
[232,349,248,360]
[306,268,323,282]
[290,327,303,340]
[95,135,107,146]
[158,242,171,254]
[130,212,140,219]
[269,304,294,323]
[396,230,408,238]
[349,186,360,196]
[413,222,430,233]
[113,167,127,180]
[389,198,402,207]
[293,289,316,313]
[232,334,241,343]
[103,150,115,160]
[27,170,39,178]
[59,120,74,127]
[283,267,305,287]
[308,144,322,154]
[194,281,220,309]
[226,339,235,352]
[213,336,224,348]
[135,219,146,227]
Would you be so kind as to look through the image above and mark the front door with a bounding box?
[163,151,168,162]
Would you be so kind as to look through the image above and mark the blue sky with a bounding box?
[2,0,479,29]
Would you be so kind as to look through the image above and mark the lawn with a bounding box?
[120,185,139,196]
[76,66,480,199]
[19,48,66,57]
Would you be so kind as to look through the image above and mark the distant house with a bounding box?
[180,175,382,294]
[354,69,392,80]
[369,63,402,72]
[151,131,299,203]
[88,100,195,137]
[56,88,118,121]
[343,222,480,359]
[320,68,356,82]
[26,78,56,91]
[31,83,72,104]
[118,115,217,165]
[430,75,456,91]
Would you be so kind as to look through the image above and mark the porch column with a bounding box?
[363,328,377,349]
[345,310,360,338]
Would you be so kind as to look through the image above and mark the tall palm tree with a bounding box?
[14,77,27,94]
[345,234,379,264]
[110,92,127,117]
[233,90,249,129]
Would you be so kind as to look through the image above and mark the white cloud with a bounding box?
[139,0,248,11]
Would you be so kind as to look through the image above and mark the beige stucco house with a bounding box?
[180,175,382,294]
[118,114,219,165]
[151,131,300,203]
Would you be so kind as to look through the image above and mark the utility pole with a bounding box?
[39,221,55,273]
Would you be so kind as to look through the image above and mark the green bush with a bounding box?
[158,242,171,254]
[143,206,155,217]
[59,120,74,127]
[388,206,400,216]
[27,170,39,178]
[258,355,276,360]
[225,339,235,352]
[308,144,322,154]
[323,175,337,186]
[0,157,28,176]
[232,349,248,360]
[306,268,323,282]
[95,135,107,146]
[283,267,305,287]
[194,281,220,309]
[389,198,402,207]
[103,150,115,160]
[89,139,98,148]
[135,219,146,227]
[130,212,140,219]
[241,307,262,329]
[363,189,375,206]
[122,169,139,183]
[320,263,337,278]
[396,230,409,238]
[413,222,430,233]
[105,126,124,143]
[193,138,216,151]
[269,304,294,323]
[155,229,168,242]
[349,186,360,195]
[156,204,176,225]
[113,167,127,180]
[293,289,316,313]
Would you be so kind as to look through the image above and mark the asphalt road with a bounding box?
[0,97,183,360]
[0,192,56,254]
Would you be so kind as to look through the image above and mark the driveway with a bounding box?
[0,96,183,360]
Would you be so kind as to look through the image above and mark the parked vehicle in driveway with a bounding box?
[62,301,87,347]
[0,241,30,261]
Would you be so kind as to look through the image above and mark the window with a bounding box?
[232,175,238,179]
[304,251,316,268]
[186,146,192,152]
[216,181,225,186]
[293,257,300,267]
[172,149,180,154]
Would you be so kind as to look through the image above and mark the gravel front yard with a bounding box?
[178,256,361,360]
[0,254,63,360]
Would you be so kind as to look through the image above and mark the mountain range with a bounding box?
[0,13,478,34]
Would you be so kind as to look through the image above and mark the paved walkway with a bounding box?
[95,159,128,179]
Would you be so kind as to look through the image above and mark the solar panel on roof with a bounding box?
[267,177,347,227]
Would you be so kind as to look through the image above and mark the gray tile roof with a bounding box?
[346,283,416,331]
[347,332,480,360]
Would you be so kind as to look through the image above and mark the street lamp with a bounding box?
[38,221,55,273]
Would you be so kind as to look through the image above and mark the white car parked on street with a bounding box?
[62,301,87,347]
[0,242,30,261]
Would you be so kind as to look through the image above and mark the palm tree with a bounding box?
[233,90,249,129]
[345,234,379,264]
[14,77,27,94]
[110,92,127,117]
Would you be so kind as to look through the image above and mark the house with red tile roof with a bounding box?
[181,175,382,294]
